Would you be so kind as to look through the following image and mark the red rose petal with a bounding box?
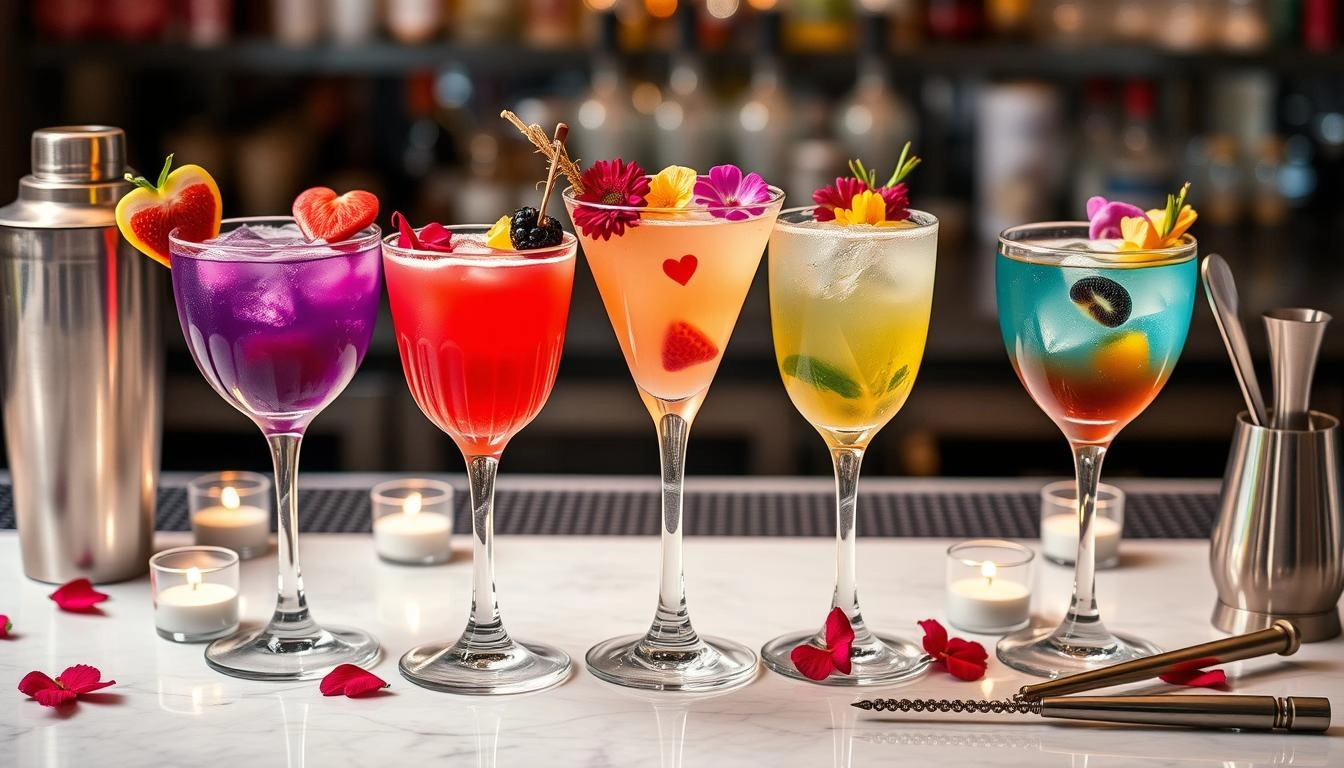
[917,618,948,657]
[0,614,10,638]
[822,608,855,675]
[789,644,837,681]
[34,687,79,707]
[18,671,58,698]
[49,578,109,612]
[391,211,422,250]
[320,664,388,698]
[1159,668,1228,689]
[57,664,114,694]
[417,222,455,252]
[943,638,990,681]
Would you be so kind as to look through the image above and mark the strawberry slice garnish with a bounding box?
[292,187,379,243]
[114,154,222,268]
[662,321,719,372]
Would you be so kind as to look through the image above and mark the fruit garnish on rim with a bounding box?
[114,154,222,267]
[292,187,379,243]
[812,141,920,227]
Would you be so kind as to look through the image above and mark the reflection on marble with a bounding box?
[0,531,1341,767]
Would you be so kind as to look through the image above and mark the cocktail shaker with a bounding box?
[0,126,163,583]
[1210,411,1342,641]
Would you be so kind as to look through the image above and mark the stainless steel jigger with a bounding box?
[1211,410,1342,641]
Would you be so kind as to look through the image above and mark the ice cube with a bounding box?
[235,283,297,326]
[209,225,268,246]
[811,236,884,301]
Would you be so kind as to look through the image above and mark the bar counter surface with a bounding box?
[1,475,1340,767]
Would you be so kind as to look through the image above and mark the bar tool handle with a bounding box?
[1039,695,1331,732]
[1019,620,1299,700]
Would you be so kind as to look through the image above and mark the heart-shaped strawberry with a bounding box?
[292,187,379,243]
[662,254,698,286]
[662,320,719,372]
[114,155,222,267]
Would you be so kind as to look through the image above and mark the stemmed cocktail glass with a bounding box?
[169,217,383,680]
[383,224,576,695]
[995,222,1197,676]
[563,183,784,691]
[760,207,938,685]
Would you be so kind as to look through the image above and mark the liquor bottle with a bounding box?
[729,10,791,184]
[1303,0,1339,51]
[570,11,642,167]
[1103,79,1170,202]
[832,14,919,175]
[651,5,719,172]
[1071,79,1116,214]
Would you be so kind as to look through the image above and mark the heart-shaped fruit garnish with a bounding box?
[292,187,379,243]
[114,154,222,268]
[662,320,718,372]
[662,254,698,286]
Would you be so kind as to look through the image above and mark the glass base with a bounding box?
[399,639,571,695]
[761,630,931,686]
[205,624,381,681]
[586,633,759,692]
[996,623,1161,678]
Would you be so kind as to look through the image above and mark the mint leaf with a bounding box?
[781,355,862,399]
[885,364,910,393]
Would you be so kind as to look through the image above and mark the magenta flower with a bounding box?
[572,159,650,240]
[693,164,772,221]
[1086,196,1147,240]
[49,578,108,613]
[812,176,869,222]
[875,182,911,222]
[320,664,390,698]
[19,664,115,707]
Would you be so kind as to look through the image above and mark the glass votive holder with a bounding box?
[945,539,1034,635]
[371,478,454,565]
[150,546,240,643]
[1039,480,1126,569]
[189,470,271,560]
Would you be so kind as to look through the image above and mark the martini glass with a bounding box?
[382,225,576,694]
[995,222,1197,677]
[760,207,938,685]
[169,217,383,680]
[563,183,784,691]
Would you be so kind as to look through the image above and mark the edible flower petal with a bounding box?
[1089,184,1197,251]
[320,664,389,698]
[19,664,115,707]
[572,158,649,240]
[832,190,904,227]
[49,578,108,613]
[812,177,869,222]
[789,607,855,681]
[0,615,10,638]
[417,222,455,252]
[645,165,697,211]
[1086,197,1147,239]
[1159,666,1229,690]
[693,164,772,221]
[918,619,988,681]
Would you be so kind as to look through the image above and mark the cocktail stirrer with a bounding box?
[852,694,1330,733]
[1202,254,1268,426]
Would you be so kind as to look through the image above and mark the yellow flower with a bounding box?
[833,190,902,227]
[1119,204,1197,251]
[645,165,697,211]
[486,215,512,248]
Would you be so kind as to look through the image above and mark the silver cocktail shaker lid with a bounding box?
[0,125,130,229]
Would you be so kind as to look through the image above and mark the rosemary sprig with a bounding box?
[1158,181,1191,239]
[500,110,584,194]
[845,142,921,189]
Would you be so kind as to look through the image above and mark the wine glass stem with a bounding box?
[266,432,318,635]
[647,412,699,650]
[830,446,871,637]
[1059,443,1110,645]
[463,455,512,652]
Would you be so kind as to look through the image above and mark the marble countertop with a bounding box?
[1,524,1340,767]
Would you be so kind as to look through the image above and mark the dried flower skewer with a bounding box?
[500,110,584,193]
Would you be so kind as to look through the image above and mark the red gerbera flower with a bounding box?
[571,159,650,241]
[811,176,869,222]
[875,182,911,222]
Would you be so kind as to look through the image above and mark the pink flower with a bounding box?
[320,664,389,698]
[49,578,108,613]
[692,164,772,221]
[790,607,855,681]
[918,619,989,681]
[875,182,911,222]
[812,176,870,222]
[571,159,649,240]
[1086,196,1147,240]
[19,664,115,707]
[390,211,453,252]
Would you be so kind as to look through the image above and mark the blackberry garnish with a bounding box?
[509,206,563,250]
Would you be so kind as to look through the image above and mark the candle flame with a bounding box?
[980,560,996,587]
[221,486,240,510]
[405,492,422,516]
[187,566,202,590]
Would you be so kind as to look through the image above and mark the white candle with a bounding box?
[1041,514,1122,566]
[155,567,239,638]
[374,492,452,564]
[946,562,1031,633]
[193,485,269,557]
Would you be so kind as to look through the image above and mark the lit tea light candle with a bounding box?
[945,540,1034,634]
[372,480,454,565]
[190,471,271,559]
[150,547,240,643]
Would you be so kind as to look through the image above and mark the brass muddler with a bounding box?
[852,694,1331,732]
[1017,619,1301,701]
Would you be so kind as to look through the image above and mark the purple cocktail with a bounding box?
[170,216,383,680]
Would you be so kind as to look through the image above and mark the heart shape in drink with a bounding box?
[662,254,698,286]
[292,187,379,243]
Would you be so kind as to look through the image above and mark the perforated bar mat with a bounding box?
[0,482,1218,539]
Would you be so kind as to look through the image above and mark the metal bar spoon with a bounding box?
[1201,254,1268,426]
[1264,307,1332,430]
